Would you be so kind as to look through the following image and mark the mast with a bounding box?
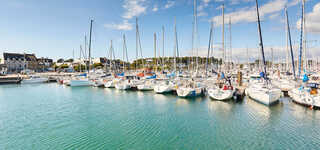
[229,17,232,70]
[88,19,93,73]
[246,46,250,70]
[123,34,128,73]
[174,17,177,73]
[298,0,304,77]
[194,0,199,73]
[136,18,139,71]
[135,17,144,70]
[191,0,197,72]
[84,35,88,72]
[79,46,82,73]
[162,26,165,71]
[271,48,274,71]
[206,22,213,77]
[255,0,267,77]
[210,22,214,69]
[154,33,157,72]
[222,4,225,69]
[109,40,113,72]
[285,12,290,71]
[285,7,296,79]
[303,0,307,71]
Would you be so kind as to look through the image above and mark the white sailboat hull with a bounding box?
[177,87,202,98]
[21,77,48,84]
[104,81,115,88]
[115,83,131,90]
[93,80,104,87]
[69,79,92,87]
[208,88,234,101]
[154,85,173,94]
[246,86,281,105]
[288,88,320,108]
[137,84,154,91]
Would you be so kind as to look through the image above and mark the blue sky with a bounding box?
[0,0,319,62]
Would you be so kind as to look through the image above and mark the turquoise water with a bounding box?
[0,83,320,149]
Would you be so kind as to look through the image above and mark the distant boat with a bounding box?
[69,77,92,87]
[154,80,174,94]
[21,75,48,84]
[137,79,156,91]
[115,79,131,90]
[177,80,204,98]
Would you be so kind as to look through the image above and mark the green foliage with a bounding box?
[65,59,74,63]
[60,64,69,69]
[240,64,244,69]
[74,64,86,72]
[57,59,64,63]
[93,63,103,68]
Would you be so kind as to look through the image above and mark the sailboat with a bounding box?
[288,0,320,109]
[272,8,297,93]
[207,5,236,101]
[137,33,157,91]
[69,20,94,87]
[20,53,48,84]
[245,0,281,105]
[176,0,204,98]
[154,19,178,94]
[21,75,48,84]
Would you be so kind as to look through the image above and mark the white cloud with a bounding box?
[197,0,212,17]
[288,0,300,7]
[104,20,133,31]
[152,5,159,12]
[269,13,280,19]
[296,2,320,33]
[104,0,147,31]
[122,0,147,19]
[210,0,296,26]
[164,1,175,9]
[230,0,241,5]
[203,0,211,7]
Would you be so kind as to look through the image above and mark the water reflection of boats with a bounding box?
[136,91,146,98]
[289,99,320,120]
[207,100,234,116]
[176,98,190,107]
[153,94,168,101]
[246,96,272,118]
[246,96,284,123]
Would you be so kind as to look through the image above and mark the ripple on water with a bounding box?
[0,84,320,149]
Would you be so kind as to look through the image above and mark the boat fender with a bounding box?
[305,97,313,105]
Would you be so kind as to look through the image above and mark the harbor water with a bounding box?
[0,83,320,149]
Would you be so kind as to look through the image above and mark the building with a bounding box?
[37,57,53,71]
[93,57,107,64]
[0,52,40,73]
[0,64,7,75]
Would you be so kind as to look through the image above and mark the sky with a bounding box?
[0,0,319,63]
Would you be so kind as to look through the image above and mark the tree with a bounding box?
[74,64,86,72]
[65,59,74,63]
[93,63,103,68]
[57,59,64,63]
[60,64,69,69]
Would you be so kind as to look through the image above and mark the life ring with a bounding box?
[305,96,313,105]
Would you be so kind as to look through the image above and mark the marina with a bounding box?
[1,0,320,149]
